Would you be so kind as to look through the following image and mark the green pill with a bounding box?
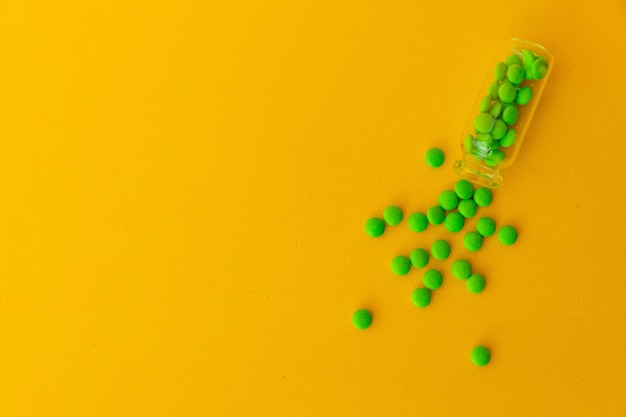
[485,150,505,167]
[476,133,494,147]
[365,217,385,237]
[410,248,430,268]
[391,255,412,276]
[474,112,494,133]
[488,81,500,99]
[502,106,519,125]
[498,225,518,245]
[522,49,536,68]
[407,212,428,232]
[444,212,465,233]
[506,63,524,85]
[532,57,548,80]
[427,206,445,225]
[454,179,474,200]
[506,53,523,67]
[451,259,472,280]
[464,134,475,152]
[438,190,459,211]
[500,129,517,148]
[466,273,486,293]
[431,239,451,261]
[411,287,431,308]
[516,86,532,105]
[383,205,403,226]
[473,187,493,207]
[491,120,507,140]
[488,101,503,119]
[498,82,517,103]
[425,148,445,168]
[463,231,483,252]
[470,345,491,366]
[422,269,443,291]
[479,95,492,112]
[494,62,507,81]
[476,217,496,237]
[458,199,478,219]
[352,309,373,330]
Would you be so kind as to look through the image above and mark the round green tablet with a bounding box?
[498,225,518,245]
[444,211,465,233]
[476,217,496,237]
[516,86,532,105]
[502,106,519,125]
[438,190,459,211]
[383,205,403,226]
[470,345,491,366]
[500,128,517,148]
[427,206,445,225]
[474,112,495,133]
[365,217,385,237]
[506,63,524,85]
[407,212,428,233]
[451,259,472,280]
[410,248,429,268]
[473,187,493,207]
[391,255,412,275]
[466,273,486,293]
[476,133,493,147]
[488,81,500,99]
[431,239,451,261]
[522,49,536,67]
[479,95,492,112]
[491,120,507,140]
[464,134,475,153]
[488,101,503,119]
[506,53,523,67]
[498,82,517,103]
[411,287,431,308]
[454,179,474,200]
[531,57,548,80]
[458,199,478,219]
[422,269,443,290]
[425,148,445,168]
[463,231,483,252]
[494,62,507,81]
[352,309,372,330]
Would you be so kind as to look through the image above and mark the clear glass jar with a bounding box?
[453,38,554,188]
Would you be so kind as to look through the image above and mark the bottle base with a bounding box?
[453,159,503,189]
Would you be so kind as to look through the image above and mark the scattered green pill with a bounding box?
[470,345,491,366]
[383,205,403,226]
[458,199,478,218]
[454,179,474,200]
[464,231,483,252]
[425,148,445,168]
[491,120,507,140]
[494,62,507,81]
[451,259,472,280]
[466,273,486,293]
[427,206,445,225]
[506,54,523,67]
[488,101,503,119]
[516,86,532,105]
[352,309,373,330]
[365,217,385,237]
[407,212,428,232]
[502,106,519,125]
[474,112,495,133]
[410,248,429,269]
[438,190,459,211]
[506,63,524,84]
[500,129,517,147]
[498,81,517,103]
[498,225,518,245]
[391,255,412,276]
[473,187,493,207]
[479,95,492,112]
[422,269,443,291]
[411,287,431,308]
[431,239,451,261]
[476,217,496,237]
[444,211,465,233]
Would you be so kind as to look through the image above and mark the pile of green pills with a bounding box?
[465,49,549,168]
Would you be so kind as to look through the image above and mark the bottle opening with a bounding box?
[453,158,503,189]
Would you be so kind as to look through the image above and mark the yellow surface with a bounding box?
[1,1,626,416]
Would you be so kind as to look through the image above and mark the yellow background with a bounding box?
[1,1,625,416]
